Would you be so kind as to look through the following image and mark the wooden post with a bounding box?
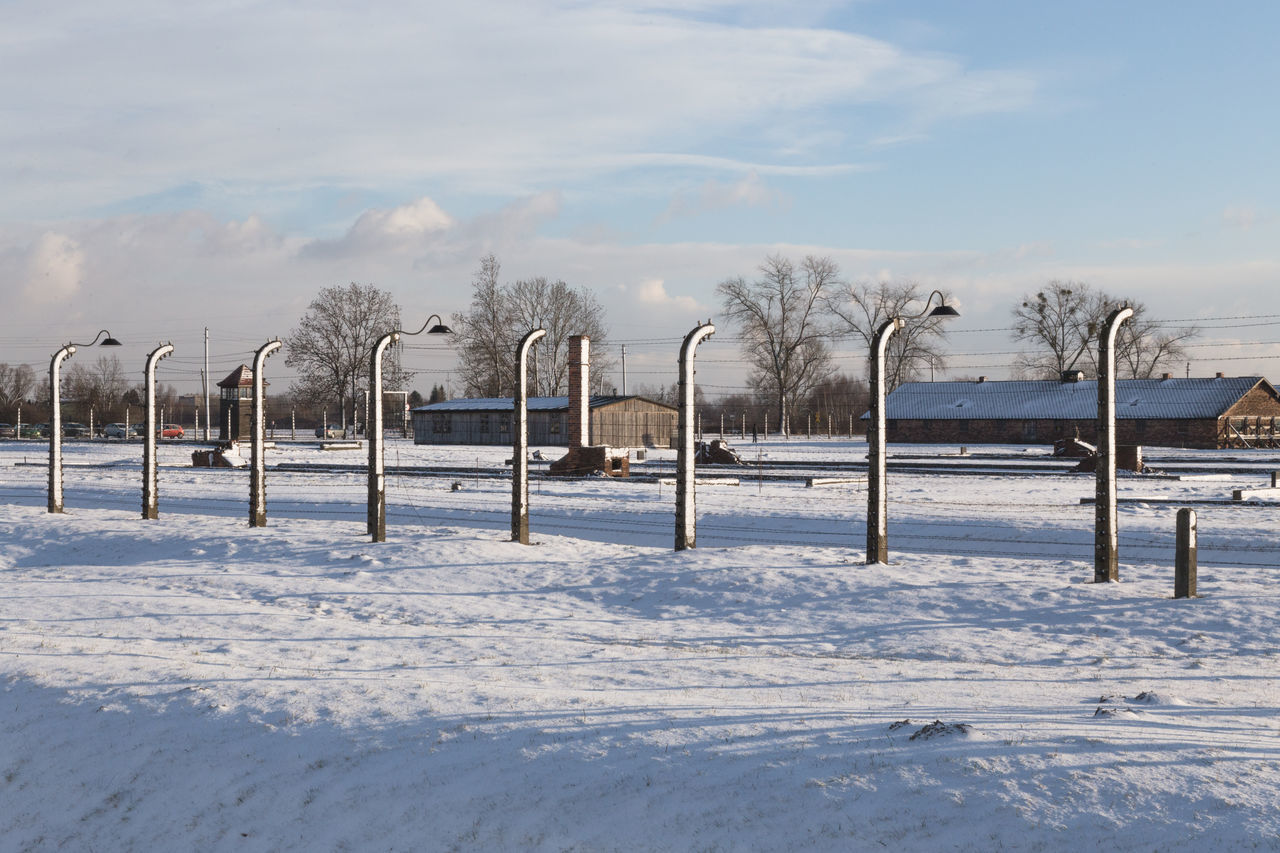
[1175,508,1197,598]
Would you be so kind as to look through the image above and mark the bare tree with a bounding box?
[1012,281,1197,379]
[0,363,36,420]
[452,257,613,398]
[717,255,837,434]
[452,254,513,397]
[286,283,409,423]
[1010,281,1097,378]
[65,355,130,421]
[1114,313,1197,379]
[827,281,953,392]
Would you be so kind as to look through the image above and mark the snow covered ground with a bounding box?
[2,437,1279,851]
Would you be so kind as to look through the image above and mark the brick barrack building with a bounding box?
[879,373,1280,449]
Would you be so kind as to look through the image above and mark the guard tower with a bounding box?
[217,365,267,440]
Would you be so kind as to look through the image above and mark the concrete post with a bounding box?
[676,322,715,550]
[368,331,398,541]
[867,317,901,564]
[143,343,175,519]
[1094,306,1134,582]
[47,345,75,513]
[249,339,282,527]
[48,330,121,511]
[1175,508,1197,598]
[512,328,546,543]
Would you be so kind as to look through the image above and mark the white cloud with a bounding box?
[1098,237,1161,251]
[302,197,455,259]
[22,232,84,306]
[633,278,703,312]
[659,172,782,222]
[1222,205,1269,231]
[0,2,1038,221]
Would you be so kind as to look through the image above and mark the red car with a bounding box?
[160,424,185,439]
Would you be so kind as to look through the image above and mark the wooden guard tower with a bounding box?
[217,365,267,441]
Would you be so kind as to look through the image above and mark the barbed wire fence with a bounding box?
[2,310,1279,580]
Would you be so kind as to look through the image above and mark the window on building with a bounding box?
[479,414,490,434]
[432,413,452,434]
[549,415,561,435]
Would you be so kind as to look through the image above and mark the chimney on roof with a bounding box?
[1060,370,1084,383]
[1161,372,1172,380]
[1216,372,1225,379]
[977,376,986,383]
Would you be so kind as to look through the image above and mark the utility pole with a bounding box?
[204,327,210,441]
[621,344,627,395]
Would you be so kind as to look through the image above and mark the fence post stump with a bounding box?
[1175,508,1197,598]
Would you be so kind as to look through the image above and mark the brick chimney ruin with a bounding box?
[549,335,629,477]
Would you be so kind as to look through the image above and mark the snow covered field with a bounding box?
[2,437,1279,851]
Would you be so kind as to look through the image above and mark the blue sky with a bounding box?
[2,0,1277,396]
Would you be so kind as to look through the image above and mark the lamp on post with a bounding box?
[368,314,451,542]
[1094,305,1134,582]
[48,330,122,513]
[867,292,958,564]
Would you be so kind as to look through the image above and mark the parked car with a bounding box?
[103,423,128,438]
[0,423,14,438]
[315,425,344,438]
[160,424,185,439]
[130,423,146,438]
[63,422,91,438]
[22,423,48,438]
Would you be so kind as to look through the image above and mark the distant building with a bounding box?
[411,395,678,448]
[875,373,1280,449]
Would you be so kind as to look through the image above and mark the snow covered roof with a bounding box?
[412,395,670,413]
[217,365,255,388]
[883,376,1270,420]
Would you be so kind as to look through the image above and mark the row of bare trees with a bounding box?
[282,260,613,428]
[718,256,1199,435]
[717,255,953,434]
[0,357,182,425]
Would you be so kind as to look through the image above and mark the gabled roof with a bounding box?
[882,377,1270,421]
[412,395,675,414]
[217,365,260,388]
